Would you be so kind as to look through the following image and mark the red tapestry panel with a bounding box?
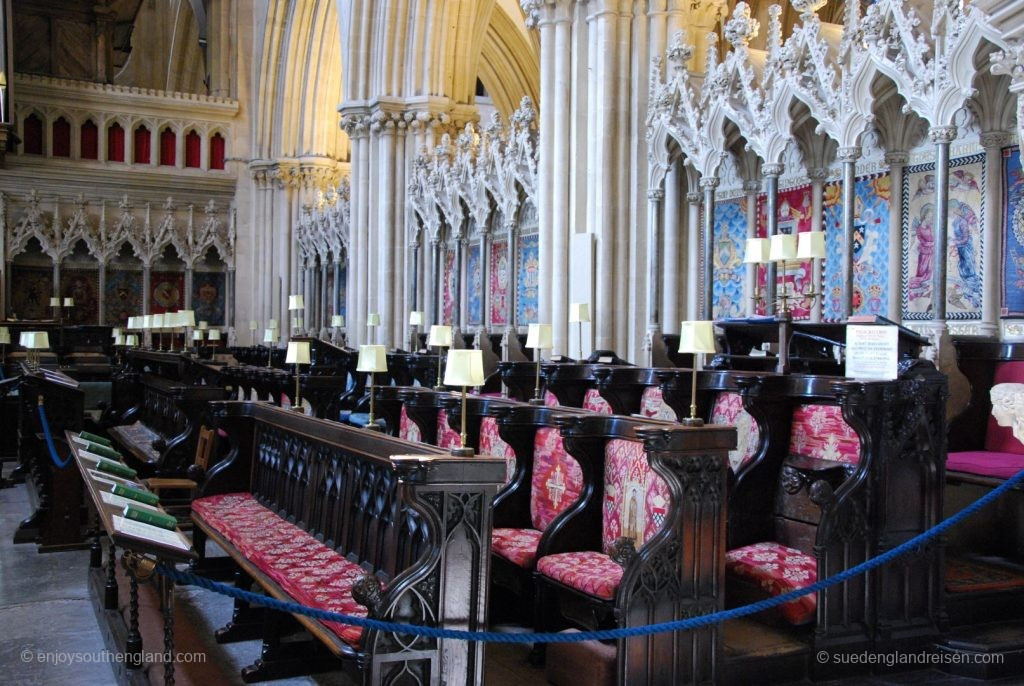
[150,272,185,312]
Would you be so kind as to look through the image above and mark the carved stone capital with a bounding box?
[761,163,784,178]
[837,146,861,163]
[686,191,702,204]
[979,131,1011,150]
[699,176,720,191]
[807,167,828,181]
[990,46,1024,91]
[928,126,957,144]
[883,151,909,167]
[742,180,761,193]
[647,188,665,201]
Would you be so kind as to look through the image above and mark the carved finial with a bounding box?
[724,2,759,50]
[666,32,694,69]
[790,0,827,22]
[705,32,720,75]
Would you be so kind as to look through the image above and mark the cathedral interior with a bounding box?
[4,0,1024,684]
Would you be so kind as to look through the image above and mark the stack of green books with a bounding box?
[97,459,137,479]
[122,505,178,531]
[112,484,160,506]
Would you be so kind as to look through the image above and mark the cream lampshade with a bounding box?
[367,313,381,327]
[208,329,222,341]
[526,324,553,350]
[114,335,125,346]
[141,315,152,330]
[408,311,425,326]
[288,294,304,311]
[267,319,277,329]
[331,315,345,327]
[357,344,388,431]
[286,341,311,365]
[179,309,196,327]
[769,234,798,262]
[568,303,590,324]
[263,328,276,343]
[744,238,770,264]
[427,325,453,348]
[0,327,9,345]
[124,334,138,347]
[63,297,74,307]
[19,331,30,346]
[49,297,60,307]
[192,330,204,341]
[797,231,826,259]
[678,320,716,427]
[198,320,209,331]
[249,320,259,331]
[26,331,50,348]
[112,328,123,339]
[126,317,137,330]
[153,313,166,329]
[445,348,486,456]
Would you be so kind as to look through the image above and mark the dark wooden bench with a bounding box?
[108,374,227,477]
[190,400,505,684]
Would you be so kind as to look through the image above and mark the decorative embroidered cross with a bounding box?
[546,466,566,506]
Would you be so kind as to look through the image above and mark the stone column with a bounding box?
[142,264,151,345]
[743,180,759,316]
[184,265,193,310]
[333,259,342,320]
[980,131,1007,336]
[884,152,908,321]
[686,191,701,319]
[662,158,682,330]
[453,235,466,332]
[480,229,491,332]
[646,187,664,360]
[808,168,826,322]
[320,261,329,333]
[226,267,235,331]
[930,126,957,323]
[550,5,572,353]
[837,147,861,318]
[761,163,783,313]
[507,222,518,330]
[535,5,556,336]
[430,236,442,327]
[700,177,719,321]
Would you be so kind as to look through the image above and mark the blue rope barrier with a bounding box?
[37,402,71,469]
[157,465,1024,644]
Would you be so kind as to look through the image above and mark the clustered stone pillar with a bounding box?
[686,190,701,319]
[761,163,783,314]
[980,131,1008,336]
[837,146,861,318]
[700,176,719,321]
[930,126,957,323]
[885,152,908,321]
[808,169,826,322]
[646,186,664,364]
[743,180,759,316]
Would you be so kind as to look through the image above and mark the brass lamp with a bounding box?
[285,341,311,412]
[177,310,196,352]
[263,328,277,367]
[153,313,167,350]
[408,311,424,352]
[444,348,485,456]
[0,326,9,367]
[427,324,453,390]
[796,230,826,306]
[288,295,305,336]
[331,314,345,346]
[769,234,798,315]
[49,297,61,320]
[357,344,388,431]
[249,319,259,346]
[678,321,716,426]
[367,312,381,344]
[124,334,138,348]
[744,238,770,310]
[526,323,552,405]
[24,331,50,371]
[207,328,221,355]
[568,303,590,360]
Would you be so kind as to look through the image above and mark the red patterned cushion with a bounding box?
[709,392,761,471]
[583,388,613,414]
[544,390,560,407]
[948,450,1024,479]
[985,362,1024,454]
[602,439,669,552]
[192,493,369,646]
[640,387,677,420]
[530,427,583,531]
[790,404,860,464]
[437,409,461,449]
[492,527,543,567]
[536,551,624,601]
[480,416,517,483]
[399,406,422,443]
[725,541,817,625]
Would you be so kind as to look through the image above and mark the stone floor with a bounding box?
[1,467,1022,686]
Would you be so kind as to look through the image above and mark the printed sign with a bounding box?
[845,325,899,380]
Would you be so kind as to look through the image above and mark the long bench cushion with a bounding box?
[536,551,624,601]
[437,409,461,449]
[947,450,1024,479]
[640,387,677,420]
[531,427,583,531]
[790,404,860,465]
[985,362,1024,454]
[583,389,613,415]
[480,417,516,483]
[603,439,668,552]
[192,493,369,646]
[725,541,817,625]
[710,392,761,472]
[399,406,422,443]
[492,527,544,567]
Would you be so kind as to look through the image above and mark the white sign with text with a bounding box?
[845,325,899,380]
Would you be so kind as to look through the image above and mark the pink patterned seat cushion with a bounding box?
[583,388,613,414]
[985,362,1024,454]
[480,417,517,483]
[436,409,461,449]
[947,451,1024,479]
[399,406,422,443]
[531,427,583,531]
[640,387,677,420]
[192,493,368,646]
[492,527,543,568]
[536,551,624,601]
[602,439,669,551]
[725,541,817,625]
[709,392,761,472]
[789,404,860,465]
[544,390,560,407]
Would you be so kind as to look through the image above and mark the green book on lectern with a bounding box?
[122,505,177,531]
[79,431,113,447]
[112,484,160,507]
[87,443,123,460]
[97,458,137,479]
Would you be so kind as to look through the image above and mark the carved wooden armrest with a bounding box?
[352,574,384,614]
[609,537,637,567]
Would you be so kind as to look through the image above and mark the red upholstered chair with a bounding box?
[708,391,761,472]
[398,405,422,443]
[639,386,677,420]
[582,388,613,414]
[948,360,1024,479]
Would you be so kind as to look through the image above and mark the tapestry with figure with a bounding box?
[104,269,142,326]
[713,198,746,319]
[61,269,100,324]
[150,271,185,313]
[517,233,539,324]
[490,238,509,326]
[192,272,226,326]
[441,249,456,324]
[822,173,891,321]
[1002,147,1024,316]
[468,244,482,325]
[10,265,53,320]
[902,154,984,320]
[757,185,815,319]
